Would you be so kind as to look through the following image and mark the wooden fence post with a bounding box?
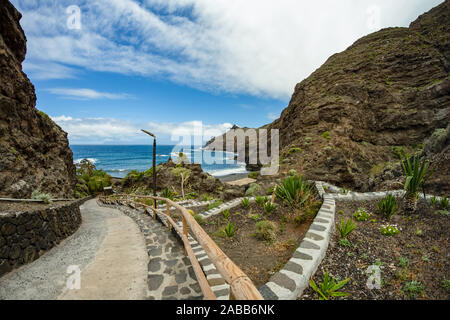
[166,202,171,231]
[182,214,188,256]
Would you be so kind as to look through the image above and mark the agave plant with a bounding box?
[222,209,230,220]
[263,201,276,214]
[401,155,434,213]
[336,218,356,239]
[241,197,250,209]
[377,194,397,219]
[223,221,236,238]
[275,176,313,209]
[255,195,264,206]
[309,272,350,300]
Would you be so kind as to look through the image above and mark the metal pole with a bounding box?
[153,138,157,197]
[141,129,157,198]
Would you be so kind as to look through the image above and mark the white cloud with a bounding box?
[267,113,279,121]
[13,0,444,99]
[51,115,232,144]
[47,88,132,100]
[146,121,233,141]
[52,116,140,142]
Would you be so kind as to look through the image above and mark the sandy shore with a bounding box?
[215,172,250,182]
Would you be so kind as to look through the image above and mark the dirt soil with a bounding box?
[301,199,450,300]
[202,200,320,287]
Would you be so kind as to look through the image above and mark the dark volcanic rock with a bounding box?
[0,0,77,198]
[267,1,450,190]
[207,1,450,192]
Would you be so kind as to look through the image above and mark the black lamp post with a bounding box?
[141,129,157,197]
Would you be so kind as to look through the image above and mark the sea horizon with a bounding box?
[70,144,248,179]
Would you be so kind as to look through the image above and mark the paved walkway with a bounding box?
[101,203,204,300]
[0,199,148,300]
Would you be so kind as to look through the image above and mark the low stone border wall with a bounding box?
[0,198,87,277]
[258,183,335,300]
[320,182,444,203]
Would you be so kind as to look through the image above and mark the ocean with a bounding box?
[70,145,248,178]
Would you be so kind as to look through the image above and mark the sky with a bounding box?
[11,0,444,145]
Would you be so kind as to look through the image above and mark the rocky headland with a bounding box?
[206,1,450,195]
[0,0,77,199]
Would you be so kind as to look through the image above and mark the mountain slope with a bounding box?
[215,1,449,192]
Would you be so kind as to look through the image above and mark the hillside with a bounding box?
[209,1,449,194]
[0,0,77,198]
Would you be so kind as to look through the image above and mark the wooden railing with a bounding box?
[99,193,263,300]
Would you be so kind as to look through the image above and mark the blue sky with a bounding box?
[11,0,443,145]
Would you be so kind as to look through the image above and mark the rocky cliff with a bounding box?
[211,1,449,194]
[0,0,77,198]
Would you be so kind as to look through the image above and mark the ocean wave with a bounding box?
[74,158,98,165]
[106,169,127,173]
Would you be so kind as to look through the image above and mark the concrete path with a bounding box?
[0,199,147,300]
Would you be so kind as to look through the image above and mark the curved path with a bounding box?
[0,199,148,300]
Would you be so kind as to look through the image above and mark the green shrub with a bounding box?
[288,147,302,155]
[352,208,371,221]
[161,188,174,200]
[403,281,424,299]
[202,194,213,201]
[241,197,250,208]
[380,224,400,236]
[263,201,276,214]
[255,196,264,206]
[245,183,262,196]
[442,279,450,292]
[185,192,199,200]
[248,172,259,179]
[321,131,331,140]
[255,221,277,242]
[222,209,230,220]
[336,218,356,239]
[194,214,205,225]
[223,221,236,237]
[377,194,397,219]
[275,176,313,209]
[288,169,297,176]
[309,272,350,300]
[295,200,322,224]
[398,257,410,268]
[266,186,275,195]
[31,190,53,204]
[207,201,222,211]
[440,197,449,210]
[430,196,438,207]
[144,198,154,206]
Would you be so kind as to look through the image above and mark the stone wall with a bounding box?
[0,199,84,277]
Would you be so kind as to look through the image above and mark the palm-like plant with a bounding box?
[309,272,350,300]
[401,155,434,213]
[275,176,313,209]
[223,221,236,238]
[377,194,397,219]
